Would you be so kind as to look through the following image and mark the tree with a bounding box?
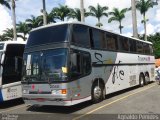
[51,4,70,21]
[108,8,129,34]
[0,34,7,41]
[88,4,108,27]
[68,8,88,21]
[26,15,43,29]
[16,22,30,41]
[3,28,14,40]
[148,33,160,58]
[136,0,154,41]
[0,0,11,9]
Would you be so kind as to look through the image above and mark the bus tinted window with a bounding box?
[26,24,68,47]
[136,41,143,53]
[92,29,106,49]
[143,43,150,54]
[119,36,129,52]
[106,33,118,51]
[130,39,136,53]
[72,24,90,47]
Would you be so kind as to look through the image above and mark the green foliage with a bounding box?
[108,8,129,34]
[16,22,31,41]
[26,15,43,29]
[88,4,108,27]
[51,4,70,21]
[147,33,160,58]
[68,8,89,21]
[2,28,14,41]
[0,0,11,9]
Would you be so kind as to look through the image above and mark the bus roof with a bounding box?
[31,21,152,45]
[0,40,26,45]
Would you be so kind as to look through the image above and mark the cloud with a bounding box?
[15,0,64,22]
[140,23,160,35]
[65,0,133,34]
[155,9,160,22]
[65,0,160,36]
[0,0,160,37]
[123,32,132,37]
[65,0,130,10]
[0,0,65,34]
[0,5,12,35]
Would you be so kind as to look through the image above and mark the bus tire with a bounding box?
[145,73,150,85]
[91,82,104,103]
[139,74,145,87]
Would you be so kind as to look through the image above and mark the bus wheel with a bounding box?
[139,74,145,87]
[145,74,150,85]
[91,82,103,103]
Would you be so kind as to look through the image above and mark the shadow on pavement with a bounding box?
[27,100,92,114]
[0,98,24,109]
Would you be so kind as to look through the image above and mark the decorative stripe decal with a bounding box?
[92,63,155,67]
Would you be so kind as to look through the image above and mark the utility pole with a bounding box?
[131,0,138,39]
[11,0,17,41]
[80,0,85,22]
[42,0,47,25]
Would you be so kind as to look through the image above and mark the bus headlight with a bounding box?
[51,89,67,95]
[23,89,29,94]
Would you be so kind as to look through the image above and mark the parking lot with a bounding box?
[0,82,160,120]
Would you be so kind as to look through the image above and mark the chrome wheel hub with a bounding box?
[94,86,102,99]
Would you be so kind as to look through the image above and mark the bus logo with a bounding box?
[31,84,35,90]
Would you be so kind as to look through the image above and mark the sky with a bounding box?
[0,0,160,37]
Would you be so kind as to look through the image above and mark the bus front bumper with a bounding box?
[22,94,72,106]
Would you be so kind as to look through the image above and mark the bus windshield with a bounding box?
[26,24,69,47]
[23,48,68,82]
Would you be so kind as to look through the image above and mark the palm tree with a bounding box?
[136,0,154,41]
[88,4,108,27]
[51,4,70,21]
[3,28,14,40]
[0,34,7,41]
[68,8,88,21]
[0,0,11,9]
[16,22,30,41]
[26,15,43,29]
[1,0,17,40]
[108,8,129,34]
[47,12,56,23]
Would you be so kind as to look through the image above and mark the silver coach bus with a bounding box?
[22,22,155,106]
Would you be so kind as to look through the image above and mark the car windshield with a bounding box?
[23,48,68,82]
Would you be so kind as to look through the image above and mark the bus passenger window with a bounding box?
[143,43,150,54]
[72,24,90,48]
[136,41,143,53]
[92,29,106,49]
[106,33,117,51]
[119,37,129,52]
[130,40,136,53]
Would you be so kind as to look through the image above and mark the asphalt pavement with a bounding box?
[0,82,160,120]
